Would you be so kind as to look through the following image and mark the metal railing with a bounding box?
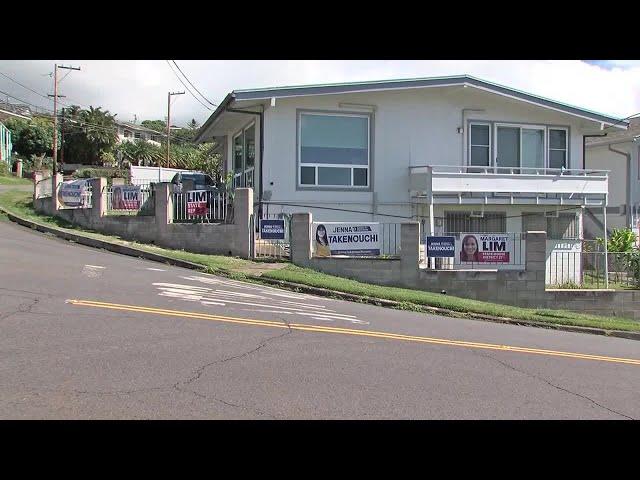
[421,232,526,270]
[380,223,403,256]
[105,184,155,216]
[252,212,291,260]
[409,165,609,176]
[547,250,639,289]
[173,190,229,223]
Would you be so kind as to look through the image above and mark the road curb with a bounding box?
[251,276,640,341]
[3,205,640,342]
[0,207,208,273]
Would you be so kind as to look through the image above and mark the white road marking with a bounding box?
[82,265,105,278]
[151,276,367,325]
[146,268,167,272]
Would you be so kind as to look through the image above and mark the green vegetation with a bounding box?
[0,175,32,186]
[1,188,639,333]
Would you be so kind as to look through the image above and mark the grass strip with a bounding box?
[2,188,639,332]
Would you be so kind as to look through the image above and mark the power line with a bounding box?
[165,60,212,111]
[601,112,640,132]
[171,61,218,107]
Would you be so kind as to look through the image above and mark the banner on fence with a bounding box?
[58,179,89,208]
[260,219,286,240]
[457,233,512,263]
[112,185,141,210]
[313,222,380,257]
[186,190,208,215]
[426,236,456,258]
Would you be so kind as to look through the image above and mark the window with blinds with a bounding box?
[444,212,507,234]
[547,213,579,240]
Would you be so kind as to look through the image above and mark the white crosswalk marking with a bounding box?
[151,276,369,325]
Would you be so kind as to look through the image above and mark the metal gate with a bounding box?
[251,212,291,260]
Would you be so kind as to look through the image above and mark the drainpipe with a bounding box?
[583,133,607,169]
[226,106,265,219]
[607,144,631,228]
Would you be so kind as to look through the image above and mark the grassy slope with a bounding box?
[0,176,33,186]
[1,188,639,332]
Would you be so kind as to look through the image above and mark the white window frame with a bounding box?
[232,121,256,189]
[548,127,569,170]
[298,111,370,189]
[468,122,491,170]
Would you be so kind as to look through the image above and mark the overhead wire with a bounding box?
[170,60,218,107]
[165,60,212,111]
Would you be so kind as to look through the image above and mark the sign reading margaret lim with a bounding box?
[458,233,512,264]
[313,222,380,257]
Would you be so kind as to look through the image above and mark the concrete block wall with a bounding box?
[289,213,639,319]
[33,178,254,258]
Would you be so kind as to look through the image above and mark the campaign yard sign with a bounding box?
[426,236,455,258]
[112,185,141,210]
[260,219,286,240]
[58,179,89,208]
[458,233,512,264]
[313,222,380,257]
[186,190,208,215]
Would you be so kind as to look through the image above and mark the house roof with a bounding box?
[585,117,640,147]
[195,75,628,143]
[0,101,32,120]
[115,120,166,135]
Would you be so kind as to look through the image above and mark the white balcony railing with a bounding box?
[409,165,609,201]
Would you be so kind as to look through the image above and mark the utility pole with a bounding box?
[60,107,65,166]
[49,64,80,174]
[164,91,184,181]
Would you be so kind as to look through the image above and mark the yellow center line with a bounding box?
[67,299,640,366]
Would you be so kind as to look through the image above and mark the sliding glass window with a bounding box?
[299,112,370,188]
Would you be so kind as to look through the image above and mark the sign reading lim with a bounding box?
[186,190,208,216]
[112,185,141,210]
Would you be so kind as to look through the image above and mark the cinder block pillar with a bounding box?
[526,230,547,295]
[155,183,173,227]
[15,159,22,178]
[89,177,107,220]
[52,173,63,212]
[291,212,312,266]
[233,188,253,258]
[400,222,420,284]
[33,171,44,203]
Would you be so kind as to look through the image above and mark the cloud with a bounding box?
[0,60,639,126]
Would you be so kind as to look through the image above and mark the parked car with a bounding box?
[170,172,221,193]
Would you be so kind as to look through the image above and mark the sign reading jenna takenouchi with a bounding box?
[313,222,380,257]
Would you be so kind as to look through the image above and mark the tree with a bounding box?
[116,139,163,166]
[141,120,166,133]
[4,117,59,159]
[62,105,118,165]
[187,118,199,130]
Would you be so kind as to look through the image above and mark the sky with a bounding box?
[0,60,639,127]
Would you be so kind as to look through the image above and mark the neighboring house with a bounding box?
[0,122,12,165]
[194,75,627,243]
[0,101,32,122]
[115,121,165,146]
[585,118,640,237]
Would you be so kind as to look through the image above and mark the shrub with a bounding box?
[0,161,9,176]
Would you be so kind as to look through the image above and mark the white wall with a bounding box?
[219,86,601,223]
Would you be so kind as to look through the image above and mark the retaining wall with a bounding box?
[33,177,253,258]
[290,212,640,320]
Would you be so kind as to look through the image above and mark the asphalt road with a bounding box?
[1,217,639,419]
